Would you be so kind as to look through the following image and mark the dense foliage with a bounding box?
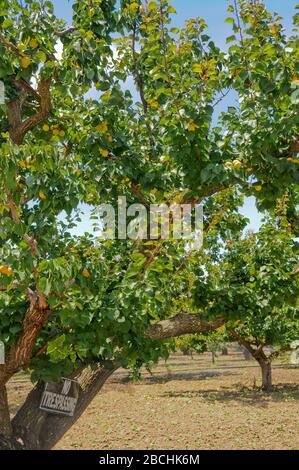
[0,0,298,387]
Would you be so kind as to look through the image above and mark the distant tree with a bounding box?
[194,213,299,391]
[175,330,231,364]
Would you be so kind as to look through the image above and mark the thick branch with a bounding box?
[55,27,78,37]
[146,313,226,340]
[0,293,51,387]
[230,330,266,360]
[8,78,52,145]
[12,77,41,102]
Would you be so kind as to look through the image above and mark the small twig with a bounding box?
[6,193,39,257]
[0,33,21,55]
[212,88,231,108]
[55,27,78,37]
[233,0,244,44]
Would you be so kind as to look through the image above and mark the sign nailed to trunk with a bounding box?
[40,378,79,417]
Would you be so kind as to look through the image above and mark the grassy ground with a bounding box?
[8,351,299,450]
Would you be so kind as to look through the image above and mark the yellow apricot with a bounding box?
[232,159,242,170]
[29,38,39,49]
[96,122,108,133]
[21,57,31,69]
[0,265,13,276]
[101,149,109,158]
[188,122,199,132]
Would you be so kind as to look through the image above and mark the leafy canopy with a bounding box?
[0,0,298,381]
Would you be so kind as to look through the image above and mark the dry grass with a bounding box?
[8,351,299,450]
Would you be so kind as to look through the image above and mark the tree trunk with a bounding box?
[230,331,272,392]
[0,386,24,449]
[257,358,272,392]
[13,365,117,450]
[0,365,117,450]
[0,386,12,439]
[0,435,24,450]
[0,313,227,450]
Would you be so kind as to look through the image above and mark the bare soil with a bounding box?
[8,351,299,450]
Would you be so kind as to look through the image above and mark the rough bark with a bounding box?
[0,435,24,450]
[257,357,272,392]
[0,386,12,439]
[7,77,52,145]
[0,302,51,388]
[146,313,226,340]
[0,313,227,450]
[0,365,116,450]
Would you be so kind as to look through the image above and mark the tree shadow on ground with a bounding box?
[159,383,299,407]
[114,370,238,385]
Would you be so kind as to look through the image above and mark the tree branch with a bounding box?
[55,27,78,37]
[6,193,38,257]
[12,77,41,102]
[8,77,52,145]
[146,312,226,340]
[0,292,51,387]
[0,33,21,55]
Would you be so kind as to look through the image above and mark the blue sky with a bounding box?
[52,1,297,235]
[53,0,297,39]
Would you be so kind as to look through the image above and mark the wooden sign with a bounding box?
[40,378,79,417]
